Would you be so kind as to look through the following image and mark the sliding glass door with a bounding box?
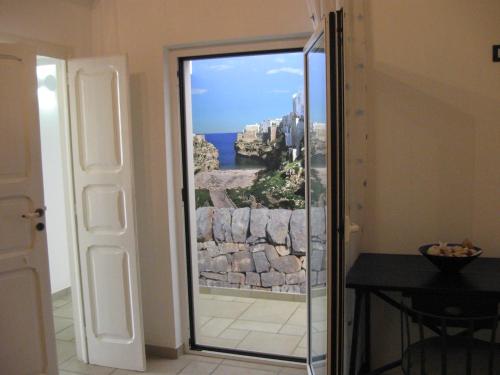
[305,11,344,375]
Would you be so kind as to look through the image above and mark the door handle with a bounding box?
[345,215,361,242]
[22,208,45,219]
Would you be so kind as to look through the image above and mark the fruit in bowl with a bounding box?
[419,239,482,273]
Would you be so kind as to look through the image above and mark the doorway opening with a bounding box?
[35,53,146,372]
[179,49,308,361]
[36,56,81,368]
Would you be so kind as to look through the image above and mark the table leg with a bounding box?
[349,290,363,375]
[364,292,371,372]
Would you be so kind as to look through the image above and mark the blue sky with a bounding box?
[307,48,327,125]
[190,52,303,134]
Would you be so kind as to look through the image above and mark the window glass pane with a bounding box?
[306,34,328,375]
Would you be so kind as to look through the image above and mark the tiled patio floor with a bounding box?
[197,291,307,358]
[53,292,307,374]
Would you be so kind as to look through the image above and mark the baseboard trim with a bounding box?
[52,286,71,301]
[145,344,184,359]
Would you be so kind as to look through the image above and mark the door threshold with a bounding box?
[184,347,306,369]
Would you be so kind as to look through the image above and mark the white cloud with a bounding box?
[266,67,303,76]
[209,64,233,71]
[192,88,208,95]
[270,89,290,94]
[275,57,286,63]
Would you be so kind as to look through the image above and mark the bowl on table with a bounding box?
[419,242,482,273]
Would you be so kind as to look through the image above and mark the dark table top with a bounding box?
[346,253,500,297]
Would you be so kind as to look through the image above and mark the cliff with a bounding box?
[193,135,219,174]
[234,133,286,169]
[234,139,273,159]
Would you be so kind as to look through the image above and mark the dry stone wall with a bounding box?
[196,207,326,294]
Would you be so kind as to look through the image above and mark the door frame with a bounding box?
[178,47,305,363]
[1,32,89,363]
[303,10,345,375]
[163,36,310,362]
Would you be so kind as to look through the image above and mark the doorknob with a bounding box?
[21,208,45,219]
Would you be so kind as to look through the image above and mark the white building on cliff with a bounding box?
[237,123,261,141]
[283,91,305,160]
[236,92,304,160]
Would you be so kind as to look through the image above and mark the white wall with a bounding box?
[362,0,500,367]
[363,0,500,255]
[37,58,72,294]
[0,0,92,57]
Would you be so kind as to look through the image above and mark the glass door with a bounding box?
[178,50,308,362]
[304,11,344,375]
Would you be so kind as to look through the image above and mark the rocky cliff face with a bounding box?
[193,136,219,174]
[234,133,286,169]
[234,139,273,159]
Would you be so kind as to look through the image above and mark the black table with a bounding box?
[346,253,500,375]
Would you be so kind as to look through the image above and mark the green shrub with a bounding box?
[227,167,305,209]
[195,189,213,208]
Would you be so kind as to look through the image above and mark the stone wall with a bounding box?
[196,207,326,294]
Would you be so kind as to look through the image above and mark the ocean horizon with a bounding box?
[203,132,265,170]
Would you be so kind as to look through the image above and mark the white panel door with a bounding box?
[67,56,145,371]
[0,44,58,375]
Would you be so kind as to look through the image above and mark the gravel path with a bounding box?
[195,168,262,208]
[209,190,236,208]
[195,168,261,190]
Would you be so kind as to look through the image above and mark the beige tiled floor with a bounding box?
[197,292,307,358]
[52,293,307,375]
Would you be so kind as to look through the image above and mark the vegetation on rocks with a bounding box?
[231,131,305,208]
[193,136,219,173]
[195,189,213,208]
[227,159,305,209]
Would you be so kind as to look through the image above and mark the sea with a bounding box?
[204,132,265,170]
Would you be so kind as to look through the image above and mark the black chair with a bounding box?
[400,297,500,375]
